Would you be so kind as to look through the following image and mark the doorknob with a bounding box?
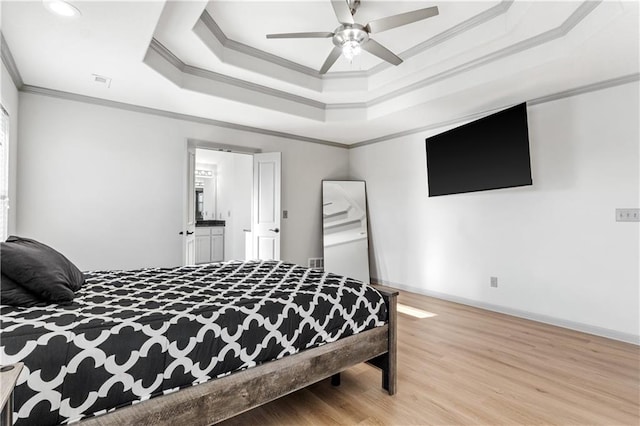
[268,228,280,233]
[186,231,194,235]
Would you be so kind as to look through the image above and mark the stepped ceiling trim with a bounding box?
[1,33,23,89]
[19,85,347,148]
[148,38,326,110]
[199,10,322,78]
[365,0,601,108]
[350,73,640,147]
[149,1,602,120]
[15,74,638,150]
[362,0,514,76]
[199,0,514,80]
[3,1,634,146]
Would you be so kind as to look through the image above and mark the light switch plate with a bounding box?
[616,208,640,222]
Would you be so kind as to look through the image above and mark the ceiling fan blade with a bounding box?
[331,0,354,25]
[361,39,402,65]
[319,46,343,74]
[366,6,439,33]
[266,32,334,39]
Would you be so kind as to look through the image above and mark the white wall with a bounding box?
[1,62,19,236]
[17,92,349,270]
[350,82,640,342]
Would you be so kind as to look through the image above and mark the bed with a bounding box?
[1,258,397,425]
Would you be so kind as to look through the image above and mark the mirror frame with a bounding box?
[321,180,371,284]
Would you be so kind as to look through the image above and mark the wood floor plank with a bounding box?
[219,290,639,425]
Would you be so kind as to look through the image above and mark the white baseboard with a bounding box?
[372,277,640,346]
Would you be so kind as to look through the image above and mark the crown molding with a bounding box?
[19,85,348,149]
[199,1,514,79]
[0,32,24,90]
[349,72,640,148]
[363,0,515,76]
[161,1,602,115]
[199,10,322,78]
[527,73,640,106]
[148,39,326,112]
[149,37,184,71]
[363,0,602,109]
[182,63,326,110]
[17,73,638,150]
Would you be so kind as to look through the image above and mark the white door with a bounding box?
[184,146,196,265]
[252,152,281,260]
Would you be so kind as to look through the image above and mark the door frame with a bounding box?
[184,139,266,265]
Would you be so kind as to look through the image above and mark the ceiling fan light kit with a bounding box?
[266,0,439,74]
[333,24,368,61]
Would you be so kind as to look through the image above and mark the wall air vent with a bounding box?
[91,74,112,88]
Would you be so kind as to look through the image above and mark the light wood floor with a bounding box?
[220,290,640,425]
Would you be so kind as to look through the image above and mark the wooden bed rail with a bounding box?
[81,285,398,425]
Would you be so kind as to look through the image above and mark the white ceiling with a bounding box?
[1,0,638,146]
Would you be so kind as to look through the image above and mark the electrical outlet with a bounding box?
[490,277,498,288]
[616,208,640,222]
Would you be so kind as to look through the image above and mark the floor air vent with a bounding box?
[308,258,324,270]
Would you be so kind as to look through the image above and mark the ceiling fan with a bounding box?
[266,0,439,74]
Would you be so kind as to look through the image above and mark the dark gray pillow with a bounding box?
[1,273,47,307]
[1,236,85,304]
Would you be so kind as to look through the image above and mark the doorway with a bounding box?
[183,141,282,265]
[195,148,253,262]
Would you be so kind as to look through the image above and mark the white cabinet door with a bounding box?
[195,227,224,264]
[195,230,211,265]
[211,235,224,262]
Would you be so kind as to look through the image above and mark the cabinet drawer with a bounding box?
[195,227,210,237]
[211,227,224,236]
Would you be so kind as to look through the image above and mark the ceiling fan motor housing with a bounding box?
[332,24,369,48]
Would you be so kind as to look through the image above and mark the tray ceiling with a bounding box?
[1,1,638,145]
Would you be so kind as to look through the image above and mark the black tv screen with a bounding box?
[425,103,532,197]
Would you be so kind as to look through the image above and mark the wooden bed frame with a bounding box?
[80,285,398,425]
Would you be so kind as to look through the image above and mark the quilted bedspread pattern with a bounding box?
[0,260,387,425]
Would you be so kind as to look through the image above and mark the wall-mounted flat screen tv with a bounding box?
[425,103,532,197]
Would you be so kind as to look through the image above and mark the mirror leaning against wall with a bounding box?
[322,181,371,284]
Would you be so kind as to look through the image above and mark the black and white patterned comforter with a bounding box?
[0,260,387,425]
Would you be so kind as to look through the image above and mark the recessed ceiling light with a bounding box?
[43,0,81,18]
